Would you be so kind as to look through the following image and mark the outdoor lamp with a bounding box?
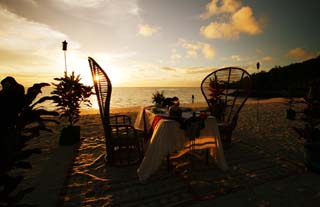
[62,40,68,51]
[62,40,68,73]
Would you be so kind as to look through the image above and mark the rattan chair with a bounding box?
[201,67,251,147]
[88,57,143,165]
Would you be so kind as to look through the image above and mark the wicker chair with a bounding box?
[201,67,251,148]
[88,57,143,165]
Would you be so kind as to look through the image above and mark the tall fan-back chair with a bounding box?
[201,67,251,147]
[88,57,143,165]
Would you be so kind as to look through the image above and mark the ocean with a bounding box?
[38,87,206,110]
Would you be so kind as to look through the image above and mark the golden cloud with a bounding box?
[286,48,317,61]
[202,44,216,59]
[261,56,273,62]
[184,66,217,74]
[221,0,242,13]
[200,1,262,39]
[231,6,262,35]
[138,24,159,37]
[161,66,176,71]
[200,0,242,19]
[178,39,216,59]
[200,22,239,39]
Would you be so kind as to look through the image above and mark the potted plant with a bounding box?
[152,90,165,107]
[293,80,320,172]
[51,72,93,145]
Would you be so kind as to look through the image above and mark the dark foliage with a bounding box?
[0,79,58,206]
[251,56,320,97]
[152,90,165,105]
[293,80,320,143]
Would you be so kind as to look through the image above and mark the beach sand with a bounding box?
[14,98,308,206]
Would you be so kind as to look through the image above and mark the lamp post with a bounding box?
[256,62,260,131]
[62,40,68,74]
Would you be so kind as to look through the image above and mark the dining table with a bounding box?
[134,106,229,182]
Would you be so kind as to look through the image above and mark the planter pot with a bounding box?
[304,142,320,173]
[59,126,80,146]
[286,109,296,120]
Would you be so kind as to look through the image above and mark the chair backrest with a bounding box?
[201,67,251,125]
[88,57,112,147]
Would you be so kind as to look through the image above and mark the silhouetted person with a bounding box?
[0,76,25,129]
[0,76,25,172]
[192,94,194,103]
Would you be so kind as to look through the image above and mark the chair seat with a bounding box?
[110,134,140,146]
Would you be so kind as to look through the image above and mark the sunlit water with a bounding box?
[37,87,205,110]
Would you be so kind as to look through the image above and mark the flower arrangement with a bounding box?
[152,90,165,106]
[208,79,225,121]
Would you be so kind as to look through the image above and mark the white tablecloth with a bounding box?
[134,106,229,182]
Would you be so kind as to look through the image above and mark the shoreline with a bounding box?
[80,97,290,115]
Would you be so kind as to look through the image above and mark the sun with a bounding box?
[66,55,125,87]
[105,67,123,85]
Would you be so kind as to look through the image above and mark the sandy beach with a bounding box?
[13,97,313,206]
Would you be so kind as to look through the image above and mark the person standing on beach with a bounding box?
[192,94,194,103]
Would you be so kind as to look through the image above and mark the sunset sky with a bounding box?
[0,0,319,87]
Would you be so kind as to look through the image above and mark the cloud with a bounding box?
[231,55,241,61]
[0,7,67,51]
[161,66,176,71]
[170,49,182,63]
[51,0,141,27]
[200,22,239,39]
[200,1,262,39]
[138,24,160,37]
[178,39,216,59]
[185,66,217,74]
[286,48,317,61]
[200,0,242,19]
[0,6,72,79]
[58,0,105,8]
[157,66,216,75]
[186,50,198,58]
[261,56,273,62]
[23,0,38,7]
[232,6,262,35]
[202,44,216,59]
